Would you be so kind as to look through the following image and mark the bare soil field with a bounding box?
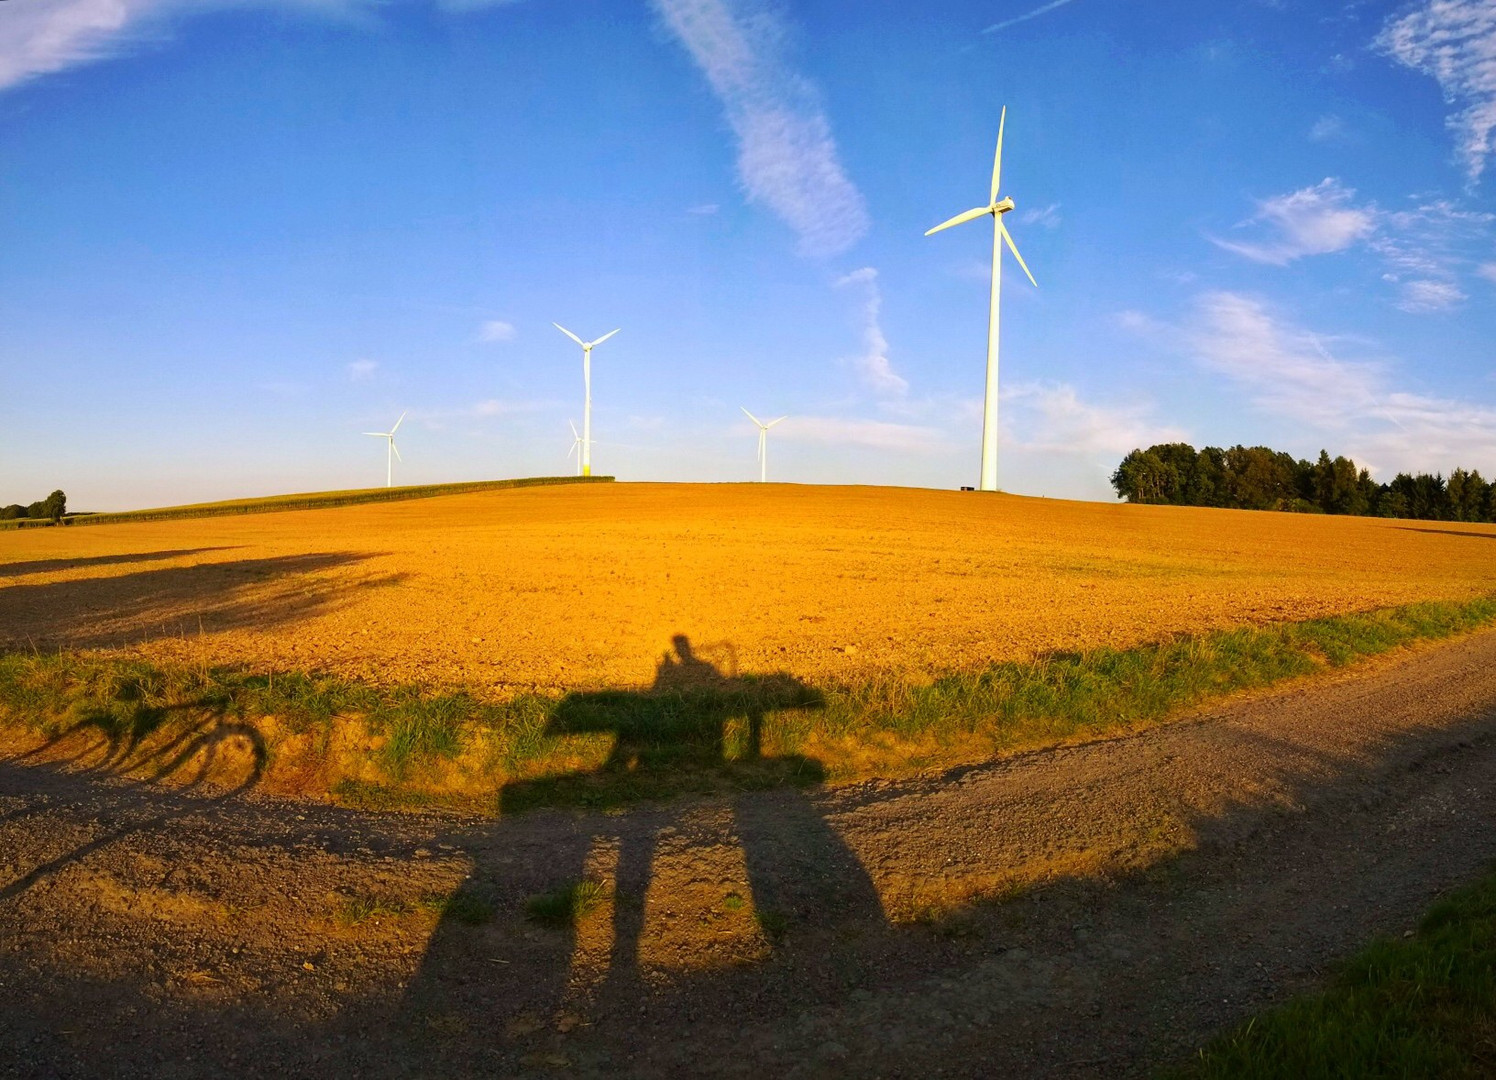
[2,483,1495,695]
[3,627,1496,1078]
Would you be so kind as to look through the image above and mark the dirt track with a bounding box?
[4,631,1496,1077]
[4,483,1496,694]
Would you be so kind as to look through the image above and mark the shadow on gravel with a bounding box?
[390,636,885,1059]
[0,721,266,906]
[0,551,401,649]
[8,640,1496,1077]
[0,547,237,579]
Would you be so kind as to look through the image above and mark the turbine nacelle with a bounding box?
[993,196,1015,214]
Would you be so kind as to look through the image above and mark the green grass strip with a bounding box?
[0,595,1493,808]
[1169,863,1496,1079]
[0,475,613,530]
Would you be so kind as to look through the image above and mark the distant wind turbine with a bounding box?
[925,106,1039,492]
[567,420,583,476]
[741,407,787,483]
[362,411,405,488]
[553,323,620,477]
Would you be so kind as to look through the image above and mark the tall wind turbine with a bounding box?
[742,408,787,483]
[553,324,620,477]
[362,411,405,488]
[566,420,583,476]
[925,106,1038,492]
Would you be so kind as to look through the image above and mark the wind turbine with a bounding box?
[742,408,787,483]
[925,106,1038,492]
[362,411,405,488]
[566,420,583,476]
[553,323,620,477]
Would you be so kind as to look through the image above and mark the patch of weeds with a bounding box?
[419,891,495,926]
[524,879,609,928]
[330,779,452,813]
[754,908,788,938]
[337,893,410,927]
[722,891,746,913]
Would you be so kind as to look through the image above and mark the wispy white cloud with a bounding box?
[1185,292,1388,426]
[346,358,379,382]
[1001,382,1188,458]
[0,0,384,93]
[1212,179,1493,312]
[434,0,524,12]
[650,0,869,257]
[1209,178,1376,265]
[472,398,538,416]
[834,267,907,397]
[982,0,1080,35]
[1021,202,1062,228]
[686,202,721,215]
[1308,114,1348,143]
[1377,0,1496,186]
[1396,277,1467,312]
[778,416,946,453]
[477,319,516,343]
[1148,291,1496,475]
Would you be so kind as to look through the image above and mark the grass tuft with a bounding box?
[524,879,609,928]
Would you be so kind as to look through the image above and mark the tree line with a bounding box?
[0,490,68,524]
[1111,444,1494,522]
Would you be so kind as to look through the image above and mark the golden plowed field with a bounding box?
[3,483,1495,694]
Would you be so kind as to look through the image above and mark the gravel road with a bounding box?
[5,632,1496,1077]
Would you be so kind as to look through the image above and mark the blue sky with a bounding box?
[3,0,1496,509]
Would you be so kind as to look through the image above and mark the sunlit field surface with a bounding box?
[3,482,1495,696]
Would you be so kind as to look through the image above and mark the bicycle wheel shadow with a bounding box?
[391,635,886,1063]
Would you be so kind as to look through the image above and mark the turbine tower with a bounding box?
[362,411,406,488]
[741,407,787,483]
[553,323,620,477]
[567,420,583,476]
[925,106,1038,492]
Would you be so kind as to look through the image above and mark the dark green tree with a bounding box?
[1111,449,1177,504]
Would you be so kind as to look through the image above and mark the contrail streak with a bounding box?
[982,0,1079,34]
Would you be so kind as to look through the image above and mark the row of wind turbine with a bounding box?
[359,107,1032,491]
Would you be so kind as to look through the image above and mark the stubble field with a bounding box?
[2,481,1494,696]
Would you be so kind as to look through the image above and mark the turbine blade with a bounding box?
[569,420,579,438]
[741,406,764,427]
[591,328,621,347]
[361,432,384,437]
[991,105,1006,204]
[553,322,585,346]
[1000,222,1038,288]
[391,410,406,434]
[391,442,402,462]
[766,416,787,428]
[925,206,991,236]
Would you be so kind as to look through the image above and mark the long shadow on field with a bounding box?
[0,551,400,649]
[0,547,237,579]
[1395,526,1496,541]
